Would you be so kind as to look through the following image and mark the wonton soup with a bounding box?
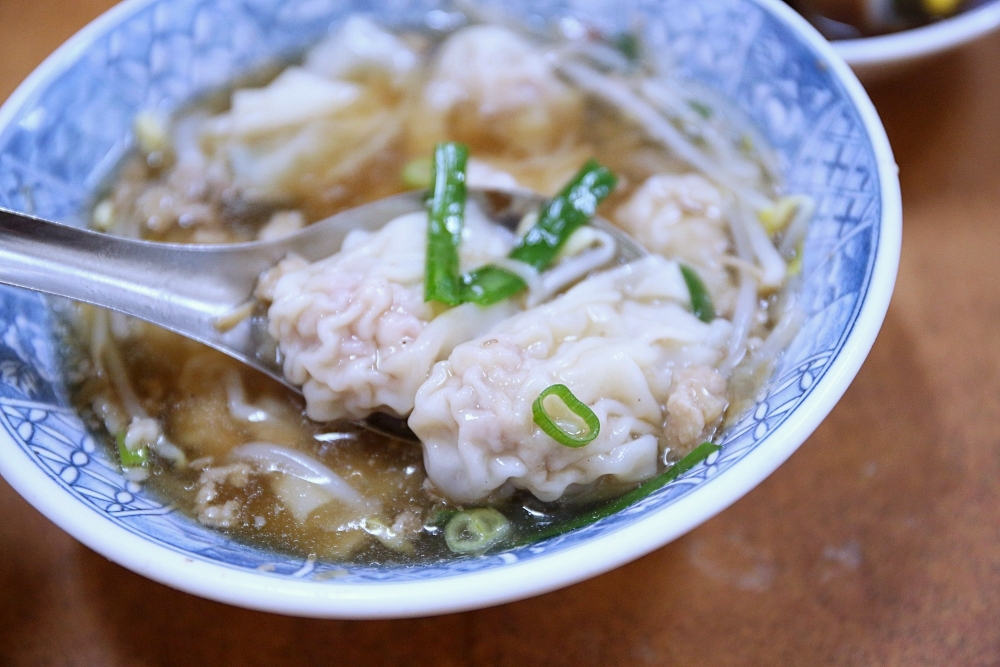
[72,13,812,564]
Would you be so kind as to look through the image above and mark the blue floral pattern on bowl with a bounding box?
[0,0,879,583]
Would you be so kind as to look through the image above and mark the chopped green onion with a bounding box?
[758,197,800,235]
[532,384,601,448]
[424,142,469,306]
[460,265,528,306]
[680,264,715,323]
[458,160,616,306]
[401,156,432,189]
[786,242,804,277]
[522,442,720,544]
[133,110,170,156]
[92,199,115,231]
[613,32,642,62]
[429,508,458,528]
[687,100,714,120]
[116,432,149,469]
[444,508,511,553]
[509,159,617,271]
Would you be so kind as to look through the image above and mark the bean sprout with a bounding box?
[228,442,373,511]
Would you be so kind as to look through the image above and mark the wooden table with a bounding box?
[3,2,1000,665]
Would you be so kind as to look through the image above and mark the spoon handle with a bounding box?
[0,206,258,329]
[0,194,427,387]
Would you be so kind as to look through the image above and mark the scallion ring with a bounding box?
[444,508,511,553]
[116,432,149,469]
[532,384,600,447]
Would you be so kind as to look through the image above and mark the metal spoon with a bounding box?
[0,188,645,395]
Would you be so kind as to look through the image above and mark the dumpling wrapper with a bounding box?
[267,204,517,422]
[409,256,733,503]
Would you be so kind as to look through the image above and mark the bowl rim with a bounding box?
[0,0,901,618]
[833,0,1000,66]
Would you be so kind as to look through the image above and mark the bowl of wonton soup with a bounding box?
[0,0,899,618]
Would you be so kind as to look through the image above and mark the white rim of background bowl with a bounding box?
[834,0,1000,66]
[0,0,901,618]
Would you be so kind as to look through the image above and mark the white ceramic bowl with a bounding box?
[834,0,1000,78]
[0,0,900,618]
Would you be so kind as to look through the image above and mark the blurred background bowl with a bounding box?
[833,0,1000,79]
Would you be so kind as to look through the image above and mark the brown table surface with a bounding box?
[3,2,1000,665]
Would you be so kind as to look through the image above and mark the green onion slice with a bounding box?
[116,432,149,469]
[522,441,720,544]
[444,508,511,553]
[429,508,458,528]
[680,263,715,323]
[424,142,469,306]
[532,384,601,448]
[458,159,617,305]
[401,156,433,189]
[687,100,713,120]
[460,265,528,306]
[613,32,642,62]
[509,159,617,271]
